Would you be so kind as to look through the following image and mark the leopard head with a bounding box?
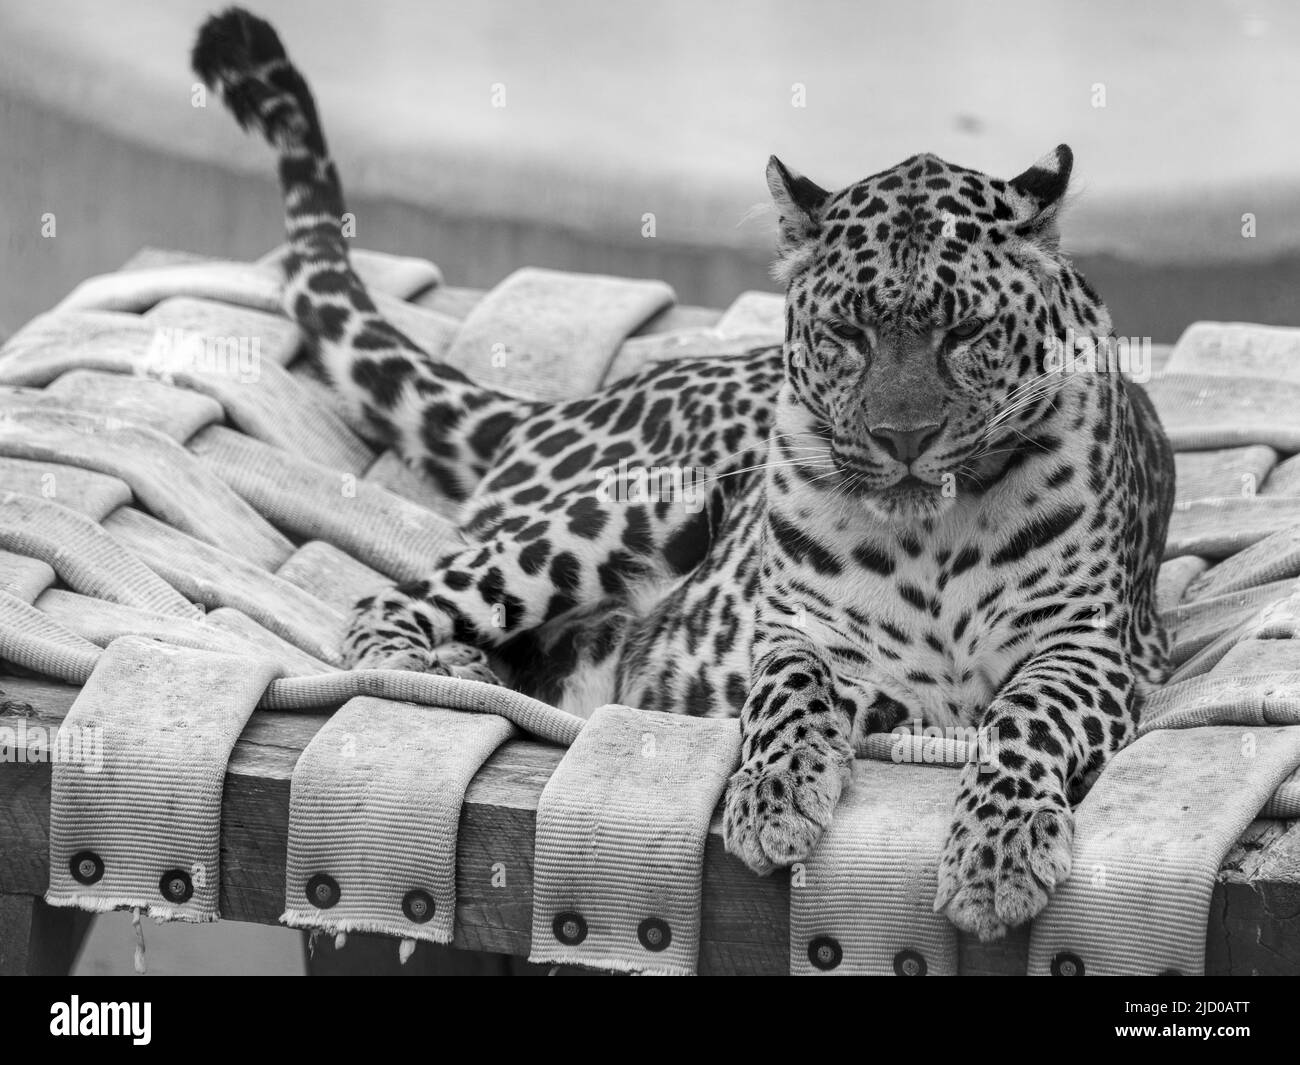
[767,145,1110,520]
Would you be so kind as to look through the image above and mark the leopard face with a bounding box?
[769,147,1109,522]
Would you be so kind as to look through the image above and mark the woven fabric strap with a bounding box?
[789,760,960,976]
[446,267,674,401]
[1027,725,1300,975]
[263,671,584,747]
[1173,445,1277,503]
[0,404,293,570]
[1163,443,1300,561]
[281,696,513,945]
[1163,579,1294,669]
[1140,671,1300,733]
[37,589,335,677]
[0,549,57,603]
[102,507,348,666]
[1185,524,1300,599]
[0,590,101,683]
[45,637,280,920]
[528,705,739,974]
[55,250,440,316]
[1166,497,1300,561]
[1147,373,1300,454]
[0,308,369,472]
[0,456,132,523]
[190,425,462,584]
[1164,321,1300,384]
[0,493,193,615]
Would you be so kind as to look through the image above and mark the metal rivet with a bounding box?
[808,935,842,971]
[306,873,340,910]
[1051,951,1085,977]
[893,948,927,976]
[159,869,193,904]
[637,917,672,952]
[402,889,435,924]
[69,851,104,886]
[552,910,587,946]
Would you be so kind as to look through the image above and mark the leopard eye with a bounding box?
[949,319,985,342]
[826,319,867,344]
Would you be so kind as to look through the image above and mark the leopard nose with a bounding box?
[869,424,942,464]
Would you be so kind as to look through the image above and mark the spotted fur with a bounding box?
[195,8,1174,939]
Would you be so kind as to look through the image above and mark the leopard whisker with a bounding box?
[705,459,836,484]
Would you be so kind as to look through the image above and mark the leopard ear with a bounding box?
[767,155,829,281]
[1007,144,1073,248]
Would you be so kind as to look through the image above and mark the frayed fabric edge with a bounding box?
[44,892,217,924]
[280,909,454,946]
[528,948,692,977]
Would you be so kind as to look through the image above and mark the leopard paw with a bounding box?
[343,586,443,669]
[429,641,501,684]
[341,585,500,682]
[723,744,850,875]
[934,790,1073,941]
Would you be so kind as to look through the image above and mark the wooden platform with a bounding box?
[2,252,1298,975]
[2,674,1297,975]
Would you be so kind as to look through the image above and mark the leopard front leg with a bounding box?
[342,537,546,680]
[342,511,646,679]
[723,643,909,874]
[935,642,1137,939]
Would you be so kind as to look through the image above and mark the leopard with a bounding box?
[193,7,1174,940]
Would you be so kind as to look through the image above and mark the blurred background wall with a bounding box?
[3,0,1300,344]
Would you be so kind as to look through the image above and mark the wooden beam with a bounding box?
[1,675,1296,975]
[0,894,93,975]
[1206,820,1300,975]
